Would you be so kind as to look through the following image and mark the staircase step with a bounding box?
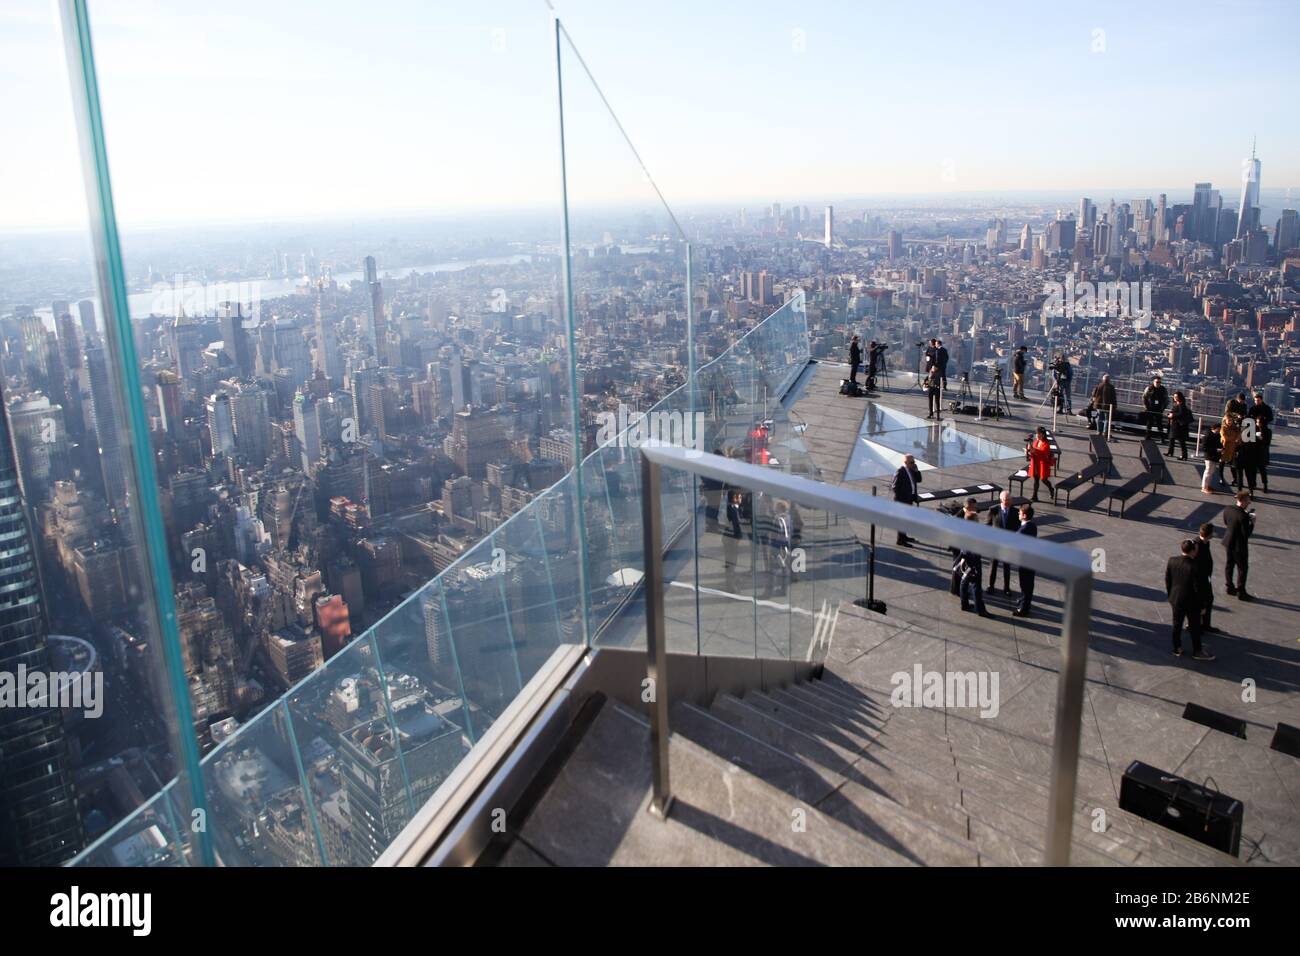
[673,702,984,866]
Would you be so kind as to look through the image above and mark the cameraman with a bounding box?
[866,340,887,388]
[1051,354,1074,413]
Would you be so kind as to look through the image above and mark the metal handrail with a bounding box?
[638,441,1094,866]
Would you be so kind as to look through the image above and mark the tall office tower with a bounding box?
[20,315,49,384]
[823,205,834,248]
[1078,198,1096,234]
[293,392,322,476]
[0,386,84,866]
[887,229,903,261]
[1019,223,1033,254]
[1093,221,1112,261]
[271,318,311,389]
[219,306,254,378]
[57,311,81,372]
[206,391,235,460]
[1191,183,1213,242]
[76,299,95,338]
[1275,209,1299,254]
[1205,189,1223,245]
[224,379,271,466]
[83,341,128,513]
[1236,140,1262,239]
[313,286,341,384]
[1155,193,1168,242]
[156,370,183,435]
[363,256,387,362]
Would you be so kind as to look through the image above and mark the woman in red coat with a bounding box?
[1027,426,1055,502]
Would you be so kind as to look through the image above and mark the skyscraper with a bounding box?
[1236,140,1261,240]
[0,383,84,866]
[823,205,834,248]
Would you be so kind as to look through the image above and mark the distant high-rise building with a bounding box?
[1155,193,1168,242]
[887,230,903,261]
[1275,209,1299,254]
[1078,198,1096,234]
[0,384,84,866]
[823,205,834,248]
[83,341,128,512]
[1236,140,1262,240]
[293,392,322,476]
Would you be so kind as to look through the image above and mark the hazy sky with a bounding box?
[1,0,1296,231]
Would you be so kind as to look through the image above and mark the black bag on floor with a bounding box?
[840,379,864,397]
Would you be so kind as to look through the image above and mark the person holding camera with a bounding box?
[1053,355,1074,413]
[866,340,887,389]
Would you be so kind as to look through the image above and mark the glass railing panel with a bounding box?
[4,0,213,867]
[68,781,192,867]
[200,700,323,866]
[282,636,414,867]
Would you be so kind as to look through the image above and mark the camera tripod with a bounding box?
[1039,371,1065,417]
[987,369,1010,420]
[870,350,891,390]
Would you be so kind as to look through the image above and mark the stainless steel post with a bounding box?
[640,452,673,819]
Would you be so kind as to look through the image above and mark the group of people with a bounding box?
[891,456,1040,618]
[1164,490,1257,661]
[701,451,804,597]
[847,334,888,390]
[949,492,1040,618]
[1200,390,1274,495]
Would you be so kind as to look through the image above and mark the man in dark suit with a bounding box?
[985,490,1020,594]
[848,334,862,386]
[1013,503,1037,616]
[891,453,921,547]
[1167,539,1213,660]
[1221,491,1254,600]
[934,338,950,390]
[1193,522,1216,633]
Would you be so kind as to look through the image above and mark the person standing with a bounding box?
[1225,392,1248,419]
[958,512,990,617]
[1167,538,1214,661]
[1248,390,1274,493]
[1088,374,1117,431]
[935,339,950,390]
[1194,522,1217,634]
[891,453,921,547]
[1056,355,1074,413]
[1200,421,1224,494]
[1222,491,1255,601]
[1221,411,1243,489]
[925,365,943,419]
[1012,347,1027,399]
[985,490,1020,594]
[848,334,862,386]
[1166,390,1192,460]
[1027,426,1056,502]
[1142,376,1169,440]
[722,490,744,592]
[1012,503,1037,616]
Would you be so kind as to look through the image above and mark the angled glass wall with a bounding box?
[30,3,822,868]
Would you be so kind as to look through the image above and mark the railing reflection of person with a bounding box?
[957,511,990,617]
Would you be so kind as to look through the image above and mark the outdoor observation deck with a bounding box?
[485,363,1300,867]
